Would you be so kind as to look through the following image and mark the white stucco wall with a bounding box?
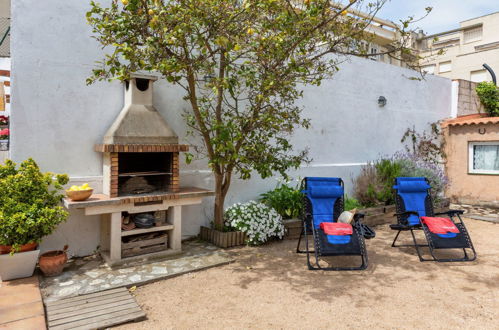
[11,1,453,256]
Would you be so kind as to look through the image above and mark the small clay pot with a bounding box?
[0,242,38,255]
[39,245,68,276]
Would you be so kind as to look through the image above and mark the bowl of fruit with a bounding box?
[66,183,93,201]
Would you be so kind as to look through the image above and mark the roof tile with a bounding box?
[441,114,499,127]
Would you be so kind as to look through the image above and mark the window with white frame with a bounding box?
[463,26,483,43]
[469,142,499,174]
[470,69,488,83]
[439,61,452,73]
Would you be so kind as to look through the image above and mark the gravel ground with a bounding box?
[117,219,498,330]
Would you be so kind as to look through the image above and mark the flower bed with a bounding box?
[225,201,285,245]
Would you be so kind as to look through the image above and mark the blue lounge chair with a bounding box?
[390,177,477,262]
[296,177,371,271]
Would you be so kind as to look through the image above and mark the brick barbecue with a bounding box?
[95,74,188,199]
[64,73,213,266]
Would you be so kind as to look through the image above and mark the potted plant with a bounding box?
[0,158,69,280]
[225,201,284,246]
[200,201,285,248]
[0,115,8,128]
[0,127,8,151]
[260,181,303,239]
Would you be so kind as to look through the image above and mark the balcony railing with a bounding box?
[0,17,10,58]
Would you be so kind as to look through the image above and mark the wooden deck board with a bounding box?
[47,299,138,322]
[45,288,124,307]
[46,295,135,315]
[45,291,132,312]
[69,311,146,330]
[45,287,145,330]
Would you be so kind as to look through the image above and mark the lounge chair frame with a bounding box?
[391,178,477,262]
[296,178,368,271]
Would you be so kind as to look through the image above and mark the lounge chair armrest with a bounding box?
[390,223,421,230]
[394,211,419,217]
[358,223,376,239]
[353,213,365,221]
[434,210,465,216]
[392,210,418,226]
[350,213,365,227]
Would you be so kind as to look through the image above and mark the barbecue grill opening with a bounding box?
[118,152,173,196]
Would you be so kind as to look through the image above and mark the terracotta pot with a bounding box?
[0,242,38,255]
[38,245,68,276]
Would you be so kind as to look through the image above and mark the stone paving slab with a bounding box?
[40,240,233,302]
[468,215,499,224]
[450,203,498,216]
[450,203,499,224]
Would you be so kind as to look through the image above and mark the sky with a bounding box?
[377,0,499,34]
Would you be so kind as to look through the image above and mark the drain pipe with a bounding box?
[483,63,497,85]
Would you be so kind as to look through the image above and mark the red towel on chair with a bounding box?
[420,217,459,234]
[320,222,353,235]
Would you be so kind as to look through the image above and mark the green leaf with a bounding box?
[184,152,194,164]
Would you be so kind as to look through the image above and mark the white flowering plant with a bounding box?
[224,201,285,245]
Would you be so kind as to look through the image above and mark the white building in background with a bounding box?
[343,7,418,68]
[417,12,499,82]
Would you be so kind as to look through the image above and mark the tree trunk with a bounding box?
[213,173,226,230]
[213,171,232,230]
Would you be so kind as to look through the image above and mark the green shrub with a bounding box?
[0,159,69,253]
[374,159,402,204]
[260,182,303,219]
[344,195,363,211]
[353,153,449,208]
[476,81,499,117]
[353,159,401,207]
[353,163,379,207]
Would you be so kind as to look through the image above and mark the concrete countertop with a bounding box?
[63,187,215,209]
